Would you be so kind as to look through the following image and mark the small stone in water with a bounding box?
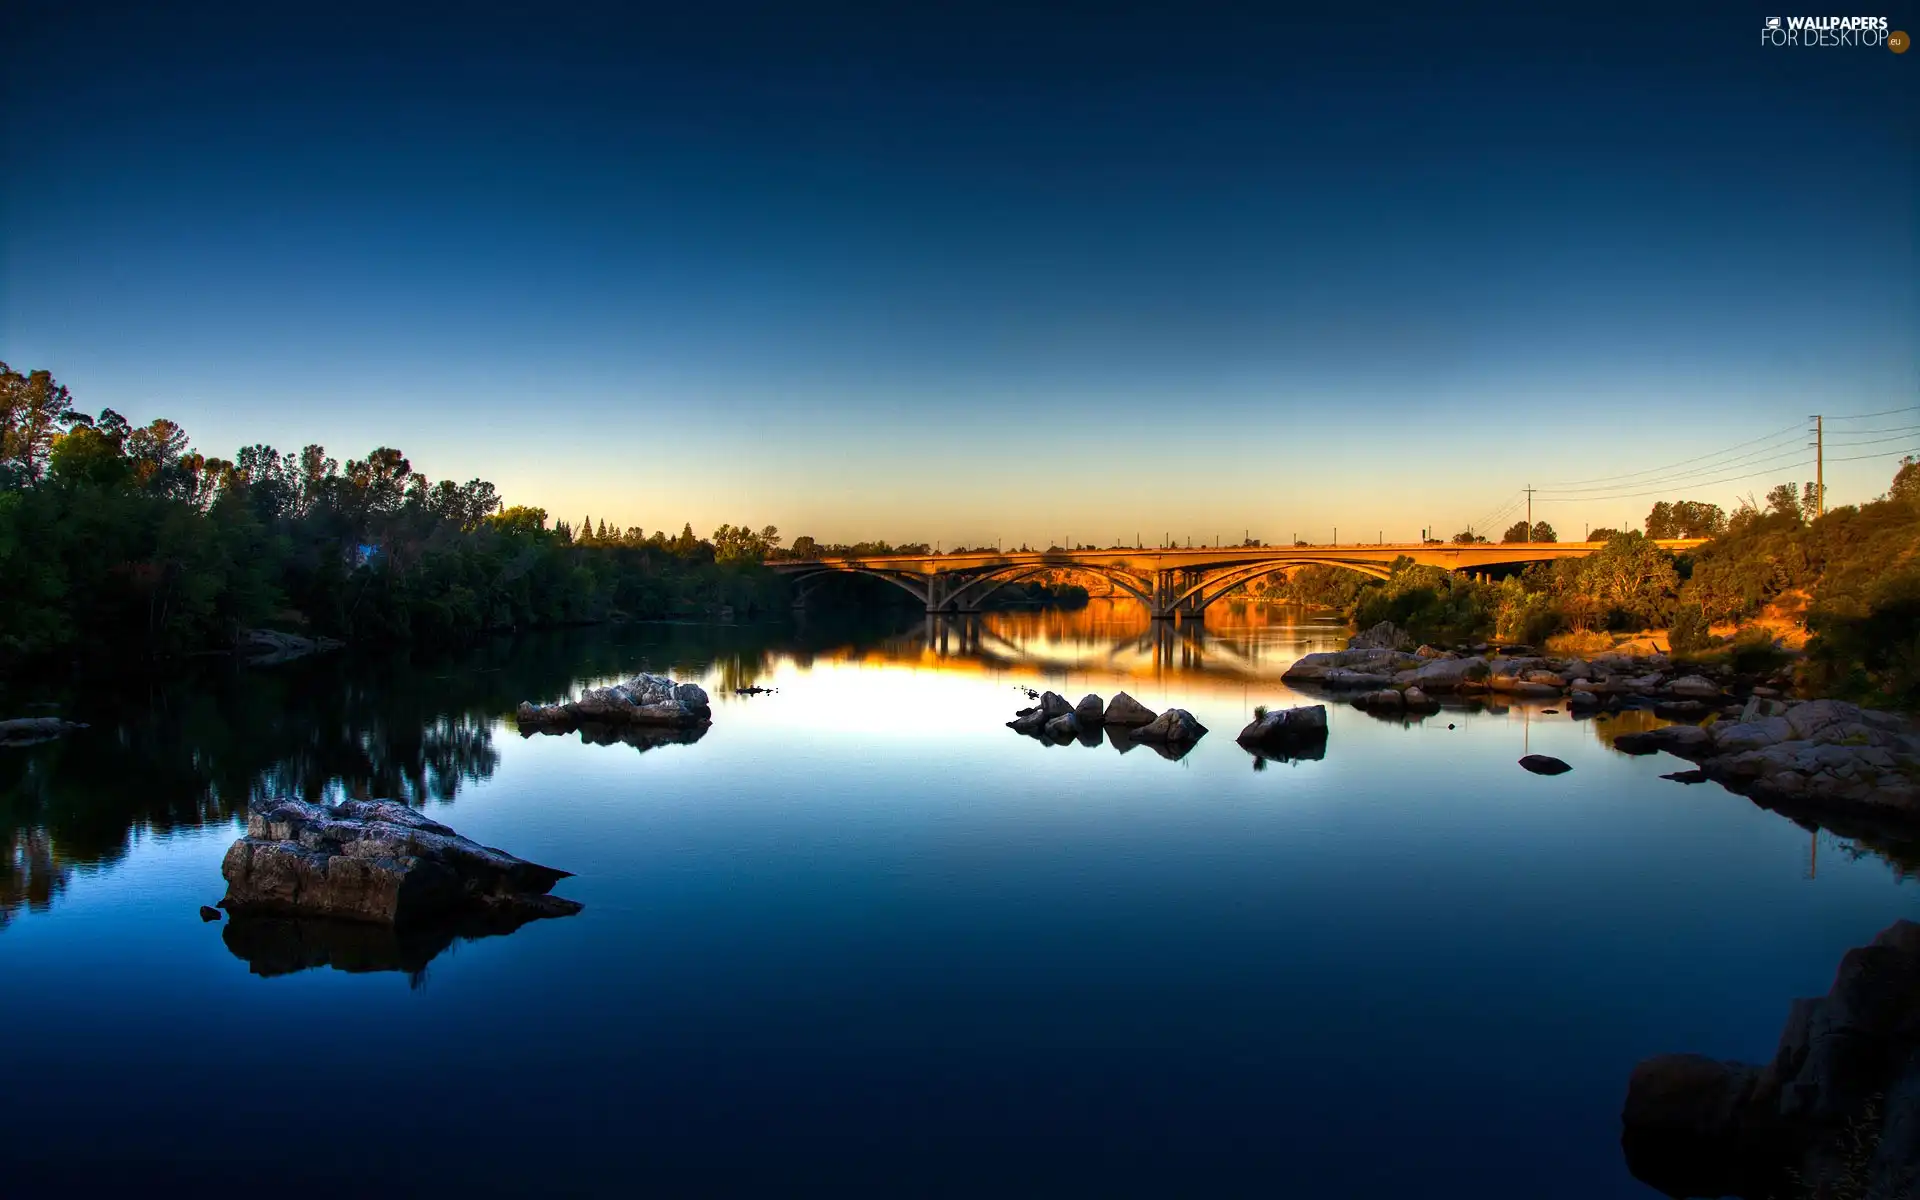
[199,905,223,922]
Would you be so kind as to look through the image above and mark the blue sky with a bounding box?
[3,1,1914,545]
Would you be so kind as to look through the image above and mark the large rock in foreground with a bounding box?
[221,798,582,926]
[1622,919,1920,1199]
[517,673,711,731]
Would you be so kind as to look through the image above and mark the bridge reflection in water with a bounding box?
[889,599,1352,685]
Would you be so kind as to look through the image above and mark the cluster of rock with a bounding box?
[1234,704,1328,761]
[1282,644,1771,719]
[1622,918,1920,1199]
[220,797,583,926]
[0,717,87,747]
[516,673,712,732]
[1613,698,1920,825]
[237,628,344,665]
[1007,690,1208,747]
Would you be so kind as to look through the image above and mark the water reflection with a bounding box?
[0,614,911,927]
[896,600,1349,681]
[222,911,559,988]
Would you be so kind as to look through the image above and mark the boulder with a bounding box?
[1391,656,1491,692]
[1282,648,1423,683]
[220,798,582,926]
[1622,919,1920,1200]
[1668,674,1724,699]
[1518,754,1572,775]
[1132,708,1208,744]
[199,905,223,922]
[1007,709,1049,735]
[1351,688,1404,711]
[1043,712,1079,740]
[1038,691,1074,720]
[1103,692,1158,727]
[1402,687,1439,711]
[1348,621,1410,651]
[1073,694,1105,726]
[517,673,712,732]
[237,628,345,665]
[0,717,88,747]
[1236,704,1328,751]
[1321,669,1397,690]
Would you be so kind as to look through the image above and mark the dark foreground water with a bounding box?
[2,603,1915,1197]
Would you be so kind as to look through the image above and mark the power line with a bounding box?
[1826,425,1920,447]
[1531,457,1814,503]
[1535,444,1812,497]
[1827,404,1920,422]
[1538,421,1805,488]
[1827,446,1920,464]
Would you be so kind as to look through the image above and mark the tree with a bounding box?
[1530,521,1556,543]
[1766,482,1811,526]
[1501,520,1530,544]
[1,364,89,484]
[1646,500,1728,539]
[1892,456,1919,507]
[1587,527,1619,542]
[789,535,817,559]
[1451,529,1488,545]
[487,505,549,536]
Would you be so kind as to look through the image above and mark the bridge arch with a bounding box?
[1172,557,1395,614]
[787,566,934,608]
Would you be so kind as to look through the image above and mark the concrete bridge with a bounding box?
[772,540,1706,619]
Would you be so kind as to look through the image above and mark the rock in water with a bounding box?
[1037,691,1073,720]
[1043,712,1079,740]
[1103,692,1157,727]
[1519,755,1572,775]
[221,798,582,926]
[199,905,223,922]
[0,717,89,747]
[1132,708,1208,744]
[1073,694,1105,726]
[1237,705,1329,760]
[517,673,711,732]
[1623,919,1920,1199]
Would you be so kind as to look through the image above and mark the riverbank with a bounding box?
[1284,632,1920,832]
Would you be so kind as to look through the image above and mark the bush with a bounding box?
[1669,603,1712,654]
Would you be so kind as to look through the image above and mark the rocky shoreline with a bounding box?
[1622,918,1920,1199]
[1283,630,1920,828]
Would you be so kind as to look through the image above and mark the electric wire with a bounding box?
[1537,421,1805,488]
[1536,444,1812,497]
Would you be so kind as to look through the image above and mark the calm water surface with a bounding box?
[3,602,1915,1196]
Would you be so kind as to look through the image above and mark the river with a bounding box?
[1,600,1913,1195]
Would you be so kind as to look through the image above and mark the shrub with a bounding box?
[1669,603,1712,654]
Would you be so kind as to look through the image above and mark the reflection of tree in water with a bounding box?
[0,613,917,926]
[1,829,72,931]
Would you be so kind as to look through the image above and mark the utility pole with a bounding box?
[1811,414,1825,517]
[1524,484,1535,540]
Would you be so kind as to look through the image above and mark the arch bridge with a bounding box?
[772,540,1705,620]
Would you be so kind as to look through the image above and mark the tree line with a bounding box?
[1255,461,1919,708]
[0,363,809,669]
